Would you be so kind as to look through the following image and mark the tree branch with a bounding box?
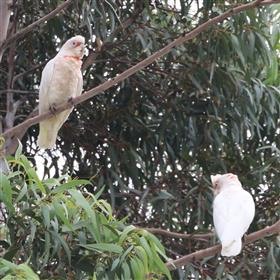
[165,219,280,271]
[141,227,214,240]
[0,0,74,55]
[12,63,46,84]
[0,89,38,95]
[2,0,280,145]
[5,107,38,155]
[0,0,12,61]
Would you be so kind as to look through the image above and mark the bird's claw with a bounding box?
[242,234,248,246]
[49,103,57,114]
[68,97,75,106]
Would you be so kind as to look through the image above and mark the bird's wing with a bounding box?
[39,59,56,113]
[213,190,255,240]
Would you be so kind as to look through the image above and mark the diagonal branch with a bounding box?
[165,219,280,271]
[0,0,74,55]
[2,0,280,144]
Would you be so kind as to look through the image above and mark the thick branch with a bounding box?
[2,0,280,143]
[5,108,38,155]
[166,219,280,271]
[0,0,74,55]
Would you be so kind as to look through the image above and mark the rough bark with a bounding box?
[0,0,12,62]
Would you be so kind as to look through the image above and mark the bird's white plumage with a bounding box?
[211,173,255,257]
[38,35,85,149]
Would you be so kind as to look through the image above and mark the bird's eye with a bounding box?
[72,41,76,46]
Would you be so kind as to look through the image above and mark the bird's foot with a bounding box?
[49,103,57,115]
[68,97,75,106]
[242,234,248,247]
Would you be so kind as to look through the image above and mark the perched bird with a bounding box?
[37,35,85,149]
[211,173,255,257]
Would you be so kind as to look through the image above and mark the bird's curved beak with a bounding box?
[78,44,85,58]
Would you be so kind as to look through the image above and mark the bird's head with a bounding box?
[211,173,241,196]
[60,35,85,59]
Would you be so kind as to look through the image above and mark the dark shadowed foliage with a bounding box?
[0,1,279,279]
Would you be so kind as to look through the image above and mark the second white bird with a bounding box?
[211,173,255,257]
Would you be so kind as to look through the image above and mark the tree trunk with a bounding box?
[0,0,12,62]
[0,0,12,173]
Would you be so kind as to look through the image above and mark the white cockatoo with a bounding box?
[211,173,255,257]
[37,35,85,149]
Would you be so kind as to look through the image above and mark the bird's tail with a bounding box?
[37,119,59,149]
[221,238,242,257]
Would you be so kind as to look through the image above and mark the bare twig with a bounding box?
[82,9,140,71]
[12,63,46,84]
[0,89,38,95]
[2,0,280,144]
[141,227,214,240]
[165,219,280,270]
[0,0,74,54]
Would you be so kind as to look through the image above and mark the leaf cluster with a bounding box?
[0,150,171,279]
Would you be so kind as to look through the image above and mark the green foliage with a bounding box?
[0,259,39,280]
[1,0,280,279]
[0,153,171,279]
